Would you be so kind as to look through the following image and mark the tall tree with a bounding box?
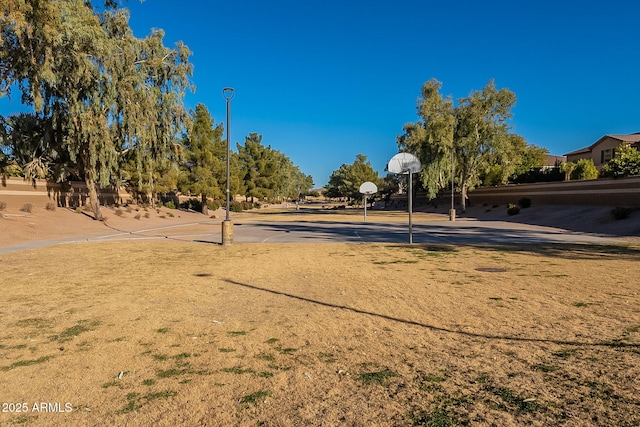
[397,79,455,199]
[0,1,192,219]
[399,79,520,211]
[455,80,516,210]
[236,133,278,202]
[179,104,225,214]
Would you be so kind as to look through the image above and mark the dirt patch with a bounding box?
[0,241,639,426]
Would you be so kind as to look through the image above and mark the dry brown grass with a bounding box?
[1,240,639,426]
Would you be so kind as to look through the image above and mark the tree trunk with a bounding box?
[85,175,104,221]
[201,194,208,215]
[460,183,468,213]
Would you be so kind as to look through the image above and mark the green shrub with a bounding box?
[507,204,520,215]
[20,203,33,213]
[600,144,640,178]
[572,159,599,180]
[165,200,176,209]
[611,207,634,220]
[45,202,56,211]
[517,197,531,208]
[230,201,244,212]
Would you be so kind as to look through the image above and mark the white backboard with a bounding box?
[386,152,421,174]
[359,181,378,195]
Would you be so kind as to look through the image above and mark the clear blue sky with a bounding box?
[2,0,639,187]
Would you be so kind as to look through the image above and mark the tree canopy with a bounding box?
[398,78,541,211]
[1,0,192,219]
[235,133,313,204]
[326,154,379,201]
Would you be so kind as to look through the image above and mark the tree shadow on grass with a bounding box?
[222,278,640,350]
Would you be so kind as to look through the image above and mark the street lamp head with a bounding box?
[222,87,235,100]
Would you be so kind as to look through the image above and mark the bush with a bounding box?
[228,200,260,212]
[207,200,222,211]
[611,207,634,220]
[507,204,520,215]
[20,203,33,213]
[517,197,531,208]
[572,159,599,180]
[179,198,202,212]
[45,202,56,211]
[0,201,6,211]
[600,144,640,178]
[115,208,124,217]
[230,201,244,212]
[165,200,176,209]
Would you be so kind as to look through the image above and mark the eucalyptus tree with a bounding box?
[271,152,314,206]
[291,169,314,207]
[399,79,520,211]
[179,104,225,214]
[0,1,192,220]
[397,79,455,199]
[284,164,314,208]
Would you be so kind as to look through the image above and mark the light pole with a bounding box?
[450,147,456,221]
[222,87,235,245]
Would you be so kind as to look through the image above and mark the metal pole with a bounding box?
[408,169,413,244]
[222,87,235,245]
[450,147,456,221]
[363,194,367,222]
[224,92,232,220]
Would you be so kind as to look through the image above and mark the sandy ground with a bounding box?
[0,202,639,426]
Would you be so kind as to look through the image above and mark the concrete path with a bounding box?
[0,217,625,255]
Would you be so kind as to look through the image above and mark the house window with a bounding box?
[601,148,614,163]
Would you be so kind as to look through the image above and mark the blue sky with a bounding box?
[2,0,639,186]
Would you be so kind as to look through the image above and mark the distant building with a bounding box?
[564,133,640,168]
[544,155,566,170]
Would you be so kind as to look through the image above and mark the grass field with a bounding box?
[1,239,639,426]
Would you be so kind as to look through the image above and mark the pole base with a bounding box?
[449,208,456,221]
[221,220,234,246]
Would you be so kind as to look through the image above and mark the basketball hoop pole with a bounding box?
[363,194,367,222]
[408,169,413,244]
[359,182,377,223]
[386,152,421,245]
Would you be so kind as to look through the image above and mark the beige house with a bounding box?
[565,133,640,167]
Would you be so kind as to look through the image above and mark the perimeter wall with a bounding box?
[1,175,640,210]
[0,177,131,209]
[439,176,640,207]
